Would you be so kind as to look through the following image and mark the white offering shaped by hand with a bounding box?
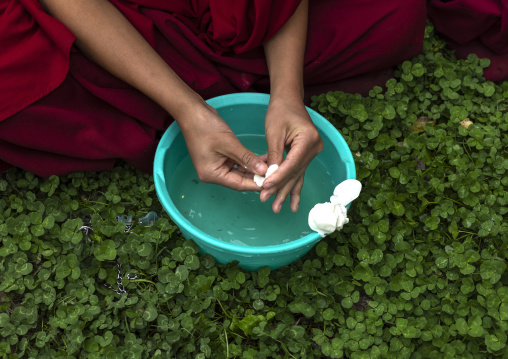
[308,179,362,237]
[254,164,279,187]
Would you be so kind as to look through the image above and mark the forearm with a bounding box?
[263,0,308,101]
[39,0,269,191]
[39,0,204,120]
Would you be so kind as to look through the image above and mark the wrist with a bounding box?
[175,99,217,134]
[168,92,208,122]
[269,80,304,103]
[269,89,305,109]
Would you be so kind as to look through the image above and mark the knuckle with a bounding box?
[267,150,283,162]
[196,170,212,184]
[308,129,324,153]
[241,152,254,168]
[316,137,324,154]
[231,180,244,192]
[309,127,321,141]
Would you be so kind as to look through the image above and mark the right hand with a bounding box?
[178,103,268,191]
[259,96,324,213]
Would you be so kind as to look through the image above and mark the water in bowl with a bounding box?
[169,135,337,246]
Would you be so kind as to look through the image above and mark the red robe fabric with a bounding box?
[0,0,426,176]
[428,0,508,82]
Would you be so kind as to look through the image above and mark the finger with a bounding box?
[289,175,305,213]
[209,158,262,191]
[263,138,312,189]
[271,176,300,213]
[260,186,277,203]
[228,162,249,174]
[279,140,309,172]
[222,138,268,176]
[260,170,293,202]
[271,188,290,214]
[230,163,249,173]
[261,155,300,191]
[216,170,262,192]
[230,168,263,180]
[265,132,285,166]
[235,154,268,174]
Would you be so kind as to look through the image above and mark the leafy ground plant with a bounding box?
[0,23,507,358]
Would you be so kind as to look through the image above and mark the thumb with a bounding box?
[223,139,267,176]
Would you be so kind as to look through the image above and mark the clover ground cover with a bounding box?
[0,23,507,358]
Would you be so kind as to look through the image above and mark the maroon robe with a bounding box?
[0,0,426,176]
[428,0,508,82]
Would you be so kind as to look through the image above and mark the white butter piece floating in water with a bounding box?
[308,179,362,237]
[254,164,279,187]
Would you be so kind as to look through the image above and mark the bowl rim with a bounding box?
[154,92,355,255]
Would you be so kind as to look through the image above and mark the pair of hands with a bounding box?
[179,96,324,213]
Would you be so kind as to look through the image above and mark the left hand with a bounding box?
[260,96,324,213]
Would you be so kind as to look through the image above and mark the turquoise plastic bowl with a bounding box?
[154,93,355,271]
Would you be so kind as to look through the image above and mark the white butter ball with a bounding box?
[254,164,279,187]
[334,203,349,230]
[308,179,361,237]
[308,202,338,236]
[330,179,362,206]
[309,202,349,236]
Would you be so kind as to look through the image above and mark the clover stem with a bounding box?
[216,299,233,319]
[442,197,464,207]
[224,328,229,357]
